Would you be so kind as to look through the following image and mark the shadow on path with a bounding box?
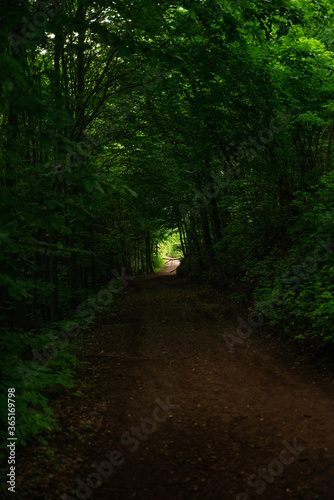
[9,261,334,500]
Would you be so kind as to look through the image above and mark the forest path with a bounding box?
[15,263,334,499]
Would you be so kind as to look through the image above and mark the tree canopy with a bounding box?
[2,0,334,457]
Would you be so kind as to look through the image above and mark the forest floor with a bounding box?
[8,259,334,500]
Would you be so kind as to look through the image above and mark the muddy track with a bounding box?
[9,264,334,500]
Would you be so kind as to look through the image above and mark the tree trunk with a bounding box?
[210,195,222,241]
[190,215,203,266]
[201,209,212,250]
[178,223,186,257]
[68,235,77,309]
[49,232,59,322]
[146,232,154,273]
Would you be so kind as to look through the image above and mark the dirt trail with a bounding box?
[11,263,334,499]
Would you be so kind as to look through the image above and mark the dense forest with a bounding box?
[1,0,334,498]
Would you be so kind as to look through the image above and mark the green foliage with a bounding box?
[252,173,334,349]
[159,231,184,259]
[152,254,166,272]
[0,325,79,462]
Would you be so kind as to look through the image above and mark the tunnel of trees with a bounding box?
[1,0,334,467]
